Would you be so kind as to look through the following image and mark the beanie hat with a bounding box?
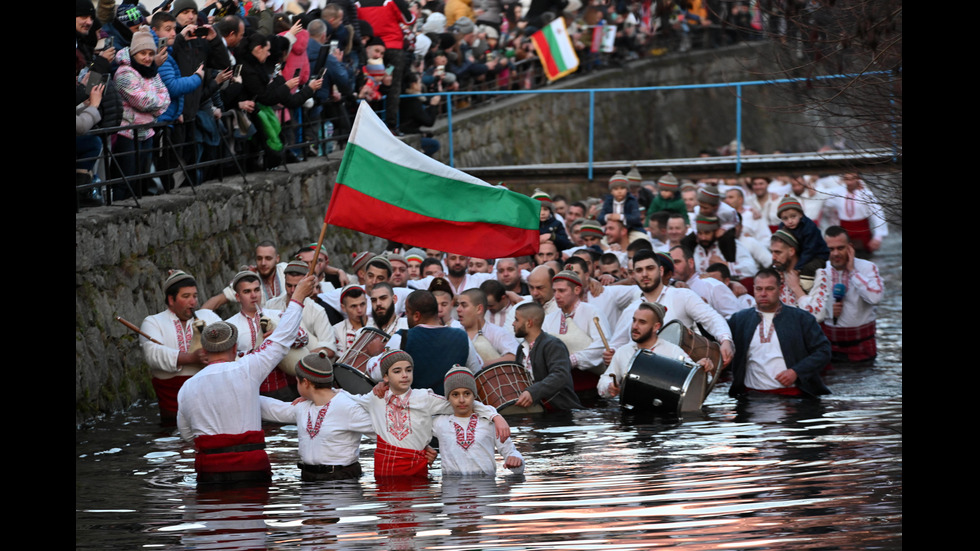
[117,4,146,27]
[776,195,804,218]
[379,349,413,375]
[626,164,642,184]
[772,229,800,251]
[283,259,309,276]
[296,351,334,384]
[697,185,721,206]
[130,25,156,54]
[172,0,198,15]
[580,221,604,238]
[350,251,376,274]
[657,172,679,191]
[608,170,629,190]
[695,215,720,232]
[552,269,582,288]
[443,364,478,396]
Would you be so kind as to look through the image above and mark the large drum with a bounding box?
[333,363,377,395]
[474,362,542,414]
[338,327,390,374]
[332,327,388,395]
[658,319,722,397]
[619,349,706,415]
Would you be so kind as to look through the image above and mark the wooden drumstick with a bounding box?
[115,316,162,344]
[593,316,610,352]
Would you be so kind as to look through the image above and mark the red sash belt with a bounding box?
[152,375,191,418]
[375,436,428,478]
[821,320,876,362]
[840,219,873,250]
[748,386,802,396]
[194,430,270,475]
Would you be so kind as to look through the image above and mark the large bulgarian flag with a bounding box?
[530,17,580,82]
[324,102,541,257]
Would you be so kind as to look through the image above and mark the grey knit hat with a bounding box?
[380,349,414,375]
[202,321,238,352]
[443,364,477,396]
[697,185,721,206]
[296,351,334,384]
[657,172,679,191]
[283,259,309,276]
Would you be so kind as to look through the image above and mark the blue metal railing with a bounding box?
[402,70,899,177]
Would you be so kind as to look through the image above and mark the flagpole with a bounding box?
[309,221,329,278]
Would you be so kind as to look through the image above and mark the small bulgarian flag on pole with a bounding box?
[531,17,580,82]
[324,102,541,258]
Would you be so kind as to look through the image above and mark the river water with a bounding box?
[76,232,902,550]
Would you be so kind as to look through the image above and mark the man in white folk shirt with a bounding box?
[456,288,519,365]
[265,260,339,359]
[140,269,222,423]
[598,302,713,398]
[177,275,316,486]
[608,250,735,368]
[541,270,612,387]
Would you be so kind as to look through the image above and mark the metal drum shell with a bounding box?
[619,349,706,415]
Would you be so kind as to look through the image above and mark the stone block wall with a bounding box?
[75,160,383,425]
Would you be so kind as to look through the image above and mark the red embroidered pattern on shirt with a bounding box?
[306,403,330,437]
[386,391,412,441]
[173,320,191,352]
[453,414,479,450]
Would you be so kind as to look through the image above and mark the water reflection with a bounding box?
[76,232,902,550]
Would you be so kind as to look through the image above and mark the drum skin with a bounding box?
[475,362,534,410]
[333,362,377,395]
[620,349,706,415]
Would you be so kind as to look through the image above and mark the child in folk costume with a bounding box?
[350,350,511,479]
[432,366,524,476]
[259,351,375,482]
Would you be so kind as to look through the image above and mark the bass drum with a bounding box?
[333,362,377,396]
[620,349,706,415]
[474,362,543,414]
[658,319,722,396]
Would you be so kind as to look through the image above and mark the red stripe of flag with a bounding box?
[531,32,560,78]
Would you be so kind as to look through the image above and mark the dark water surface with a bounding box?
[76,233,901,550]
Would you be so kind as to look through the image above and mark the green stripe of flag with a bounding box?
[336,143,540,230]
[543,24,569,73]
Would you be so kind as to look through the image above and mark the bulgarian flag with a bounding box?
[531,17,580,82]
[324,102,541,257]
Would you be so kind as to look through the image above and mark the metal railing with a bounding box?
[401,70,900,177]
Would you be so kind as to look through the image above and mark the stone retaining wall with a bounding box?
[75,160,383,425]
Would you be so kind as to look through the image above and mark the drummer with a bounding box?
[597,302,712,399]
[456,289,519,365]
[512,302,582,410]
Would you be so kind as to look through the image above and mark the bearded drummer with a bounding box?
[140,270,222,423]
[512,302,582,410]
[598,302,713,398]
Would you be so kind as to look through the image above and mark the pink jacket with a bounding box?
[114,47,170,140]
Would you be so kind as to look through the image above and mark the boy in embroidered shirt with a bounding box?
[351,350,511,479]
[259,351,375,481]
[433,366,524,476]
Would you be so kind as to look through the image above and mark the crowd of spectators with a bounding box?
[76,0,814,208]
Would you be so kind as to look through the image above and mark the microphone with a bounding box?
[832,283,846,325]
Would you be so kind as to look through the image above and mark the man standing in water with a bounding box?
[177,275,315,485]
[726,268,831,398]
[140,270,222,423]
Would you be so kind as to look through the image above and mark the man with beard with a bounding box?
[669,246,739,320]
[769,230,830,321]
[383,252,411,287]
[727,268,831,398]
[535,241,559,266]
[563,256,639,330]
[512,302,582,411]
[368,282,407,336]
[443,252,495,295]
[332,285,368,357]
[369,290,481,393]
[598,302,711,398]
[481,279,528,336]
[608,251,735,368]
[820,226,884,364]
[683,215,757,280]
